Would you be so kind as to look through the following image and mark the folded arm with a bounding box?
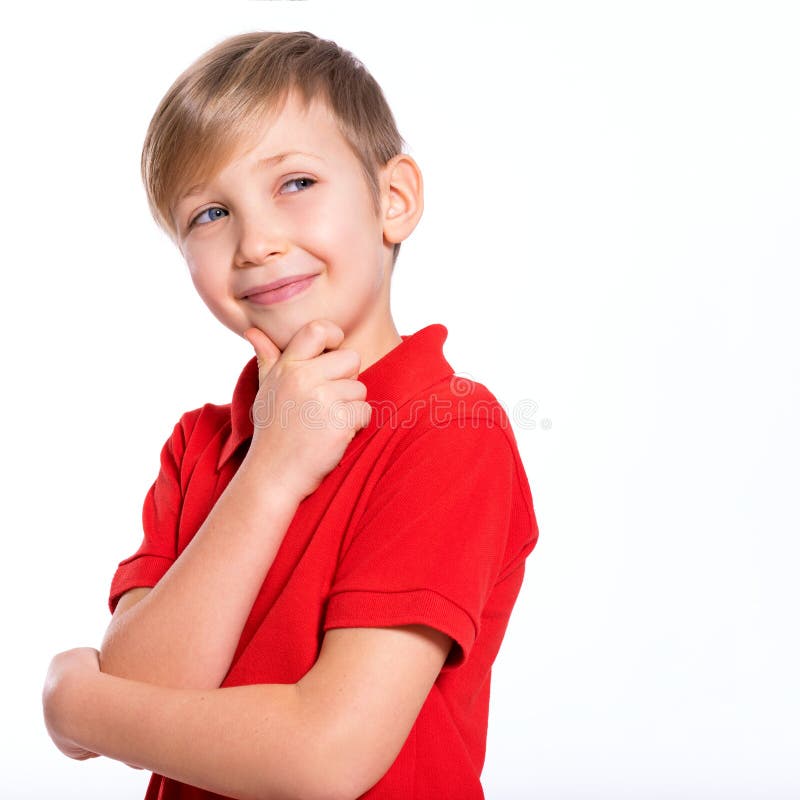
[100,455,302,689]
[45,623,452,800]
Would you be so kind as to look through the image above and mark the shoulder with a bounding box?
[385,373,520,464]
[368,370,532,497]
[385,374,539,565]
[164,402,225,444]
[161,401,234,464]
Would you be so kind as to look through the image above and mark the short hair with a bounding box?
[141,31,406,265]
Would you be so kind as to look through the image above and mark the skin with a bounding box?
[42,91,453,800]
[174,89,423,371]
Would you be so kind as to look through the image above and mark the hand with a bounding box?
[43,648,144,769]
[42,647,102,762]
[242,320,372,500]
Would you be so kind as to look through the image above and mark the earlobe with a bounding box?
[381,154,424,245]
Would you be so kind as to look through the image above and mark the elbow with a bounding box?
[267,682,395,800]
[285,777,364,800]
[291,732,391,800]
[97,630,121,676]
[98,621,220,690]
[97,615,138,679]
[266,755,363,800]
[97,629,142,684]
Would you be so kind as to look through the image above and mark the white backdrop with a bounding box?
[2,1,798,798]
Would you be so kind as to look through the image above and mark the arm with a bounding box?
[99,454,301,689]
[45,625,452,800]
[100,320,369,690]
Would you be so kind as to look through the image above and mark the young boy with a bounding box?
[42,31,538,800]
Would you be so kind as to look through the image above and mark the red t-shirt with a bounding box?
[109,323,538,800]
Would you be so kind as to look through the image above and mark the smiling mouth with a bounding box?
[241,272,319,298]
[244,274,318,305]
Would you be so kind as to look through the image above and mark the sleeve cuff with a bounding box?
[108,554,174,614]
[323,588,477,669]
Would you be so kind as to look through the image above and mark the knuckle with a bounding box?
[330,402,349,428]
[309,384,326,405]
[344,348,361,371]
[307,319,328,338]
[271,362,287,382]
[281,367,300,393]
[306,319,325,339]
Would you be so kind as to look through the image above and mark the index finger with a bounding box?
[282,319,346,364]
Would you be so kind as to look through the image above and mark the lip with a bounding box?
[242,273,319,306]
[240,272,320,297]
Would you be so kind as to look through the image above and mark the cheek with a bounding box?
[185,256,205,290]
[292,198,343,250]
[293,189,377,253]
[185,254,225,308]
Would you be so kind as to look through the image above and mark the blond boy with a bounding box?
[43,31,538,800]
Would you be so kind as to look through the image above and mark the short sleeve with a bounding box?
[107,416,191,614]
[323,419,518,668]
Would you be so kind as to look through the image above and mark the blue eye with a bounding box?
[282,177,316,193]
[192,207,228,226]
[187,178,314,230]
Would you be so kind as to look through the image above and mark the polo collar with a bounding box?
[216,323,454,471]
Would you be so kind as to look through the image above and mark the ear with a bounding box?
[379,154,424,246]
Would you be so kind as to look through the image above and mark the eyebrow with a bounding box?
[179,151,323,201]
[257,150,323,170]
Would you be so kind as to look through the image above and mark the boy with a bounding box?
[43,30,538,800]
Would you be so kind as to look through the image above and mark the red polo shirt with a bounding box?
[109,323,538,800]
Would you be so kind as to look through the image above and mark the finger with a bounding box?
[282,319,345,364]
[353,400,373,430]
[243,327,282,384]
[334,400,373,432]
[311,349,362,381]
[327,378,368,403]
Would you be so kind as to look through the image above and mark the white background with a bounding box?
[2,1,798,798]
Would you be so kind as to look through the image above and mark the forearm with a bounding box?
[100,456,301,689]
[49,670,339,800]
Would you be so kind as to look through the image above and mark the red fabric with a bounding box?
[109,323,539,800]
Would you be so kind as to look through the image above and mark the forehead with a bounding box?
[229,93,354,172]
[268,91,339,137]
[177,92,357,204]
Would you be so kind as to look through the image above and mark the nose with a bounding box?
[234,211,287,268]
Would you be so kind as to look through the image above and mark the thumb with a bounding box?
[243,327,281,386]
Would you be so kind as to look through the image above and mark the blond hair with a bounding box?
[141,31,405,264]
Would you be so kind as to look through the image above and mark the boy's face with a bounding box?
[172,91,394,352]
